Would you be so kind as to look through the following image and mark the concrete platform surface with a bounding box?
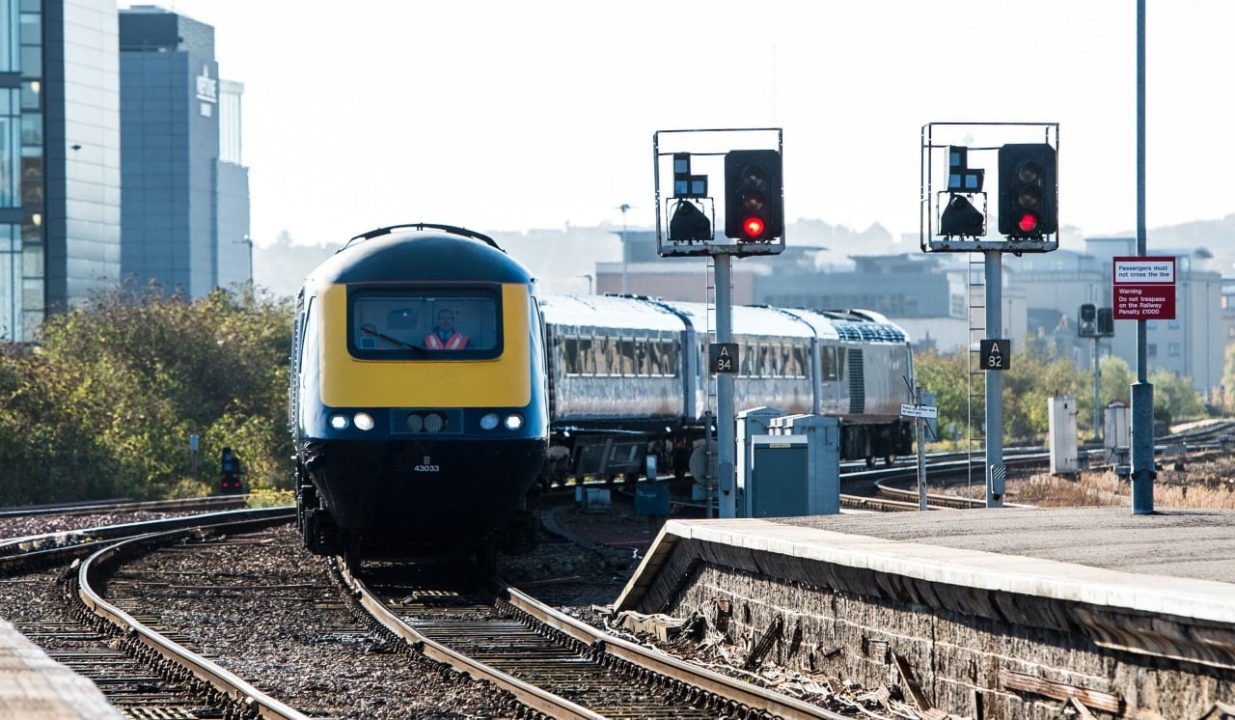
[618,507,1235,624]
[0,618,121,719]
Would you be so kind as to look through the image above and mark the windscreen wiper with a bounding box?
[361,324,426,355]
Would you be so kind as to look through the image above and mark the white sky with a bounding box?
[129,1,1234,248]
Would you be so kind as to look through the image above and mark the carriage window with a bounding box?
[349,288,501,360]
[563,336,580,375]
[635,339,651,376]
[741,342,755,377]
[619,338,636,376]
[790,344,808,379]
[578,335,594,375]
[662,341,679,377]
[836,347,847,380]
[595,336,611,376]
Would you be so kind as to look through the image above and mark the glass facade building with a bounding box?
[0,0,119,341]
[119,6,249,298]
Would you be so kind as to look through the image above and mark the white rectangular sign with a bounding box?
[900,403,938,419]
[1113,258,1175,283]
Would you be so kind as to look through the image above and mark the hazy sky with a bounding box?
[129,1,1233,248]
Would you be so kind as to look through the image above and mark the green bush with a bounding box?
[0,285,293,505]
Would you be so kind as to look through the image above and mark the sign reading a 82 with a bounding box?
[980,339,1010,372]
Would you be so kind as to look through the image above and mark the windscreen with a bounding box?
[349,287,501,359]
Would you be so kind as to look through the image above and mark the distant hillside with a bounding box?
[251,215,1235,300]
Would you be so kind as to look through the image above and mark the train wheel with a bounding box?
[884,454,896,467]
[865,456,876,469]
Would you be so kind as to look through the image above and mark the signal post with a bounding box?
[920,122,1060,508]
[653,128,784,519]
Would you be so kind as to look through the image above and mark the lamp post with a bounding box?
[618,203,630,294]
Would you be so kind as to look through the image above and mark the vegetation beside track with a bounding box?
[915,346,1208,446]
[0,285,293,504]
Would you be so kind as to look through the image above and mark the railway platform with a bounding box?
[0,617,121,719]
[614,507,1235,719]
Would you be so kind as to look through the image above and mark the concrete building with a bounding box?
[0,0,122,341]
[118,6,250,297]
[1016,237,1224,397]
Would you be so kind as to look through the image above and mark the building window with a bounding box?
[0,0,17,72]
[1148,343,1157,358]
[1168,319,1181,330]
[1146,320,1157,330]
[1169,342,1181,357]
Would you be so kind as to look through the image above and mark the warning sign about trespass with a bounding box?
[1112,256,1176,320]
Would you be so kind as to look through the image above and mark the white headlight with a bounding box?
[353,412,375,431]
[329,414,350,430]
[504,414,523,431]
[480,413,500,430]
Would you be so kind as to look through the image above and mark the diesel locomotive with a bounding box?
[289,224,548,559]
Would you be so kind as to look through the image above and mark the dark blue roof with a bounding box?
[312,232,534,285]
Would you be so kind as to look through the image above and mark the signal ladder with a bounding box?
[966,254,987,494]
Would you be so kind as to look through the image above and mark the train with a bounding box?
[289,224,549,561]
[537,295,915,484]
[290,224,914,561]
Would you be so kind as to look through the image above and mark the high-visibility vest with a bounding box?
[424,331,468,350]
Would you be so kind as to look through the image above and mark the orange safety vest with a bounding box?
[424,331,468,350]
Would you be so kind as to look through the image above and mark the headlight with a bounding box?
[406,414,424,432]
[353,412,375,431]
[504,414,523,431]
[329,414,350,430]
[424,413,444,433]
[480,413,500,431]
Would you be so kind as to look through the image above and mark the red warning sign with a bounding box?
[1112,256,1176,320]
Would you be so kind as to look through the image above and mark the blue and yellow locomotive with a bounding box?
[289,224,548,559]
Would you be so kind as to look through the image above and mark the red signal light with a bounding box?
[742,217,765,238]
[1017,213,1038,233]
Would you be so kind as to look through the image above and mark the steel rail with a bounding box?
[0,494,248,519]
[502,585,851,720]
[335,560,604,720]
[76,512,308,720]
[0,506,292,559]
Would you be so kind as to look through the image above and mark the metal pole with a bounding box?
[916,385,927,511]
[1093,337,1102,442]
[703,410,714,519]
[984,250,1004,508]
[715,254,736,518]
[1132,0,1155,514]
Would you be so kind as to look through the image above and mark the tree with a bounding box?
[0,285,293,504]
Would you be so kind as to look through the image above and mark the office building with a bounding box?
[0,0,122,341]
[119,5,249,298]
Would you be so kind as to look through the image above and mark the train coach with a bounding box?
[538,295,914,483]
[289,224,548,560]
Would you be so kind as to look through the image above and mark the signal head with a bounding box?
[998,143,1057,238]
[724,149,783,242]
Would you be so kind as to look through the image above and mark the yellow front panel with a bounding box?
[320,283,531,408]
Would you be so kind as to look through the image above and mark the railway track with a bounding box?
[0,508,305,719]
[339,560,852,720]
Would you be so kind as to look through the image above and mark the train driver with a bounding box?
[423,308,469,350]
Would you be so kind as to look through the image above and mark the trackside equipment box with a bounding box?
[742,414,841,517]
